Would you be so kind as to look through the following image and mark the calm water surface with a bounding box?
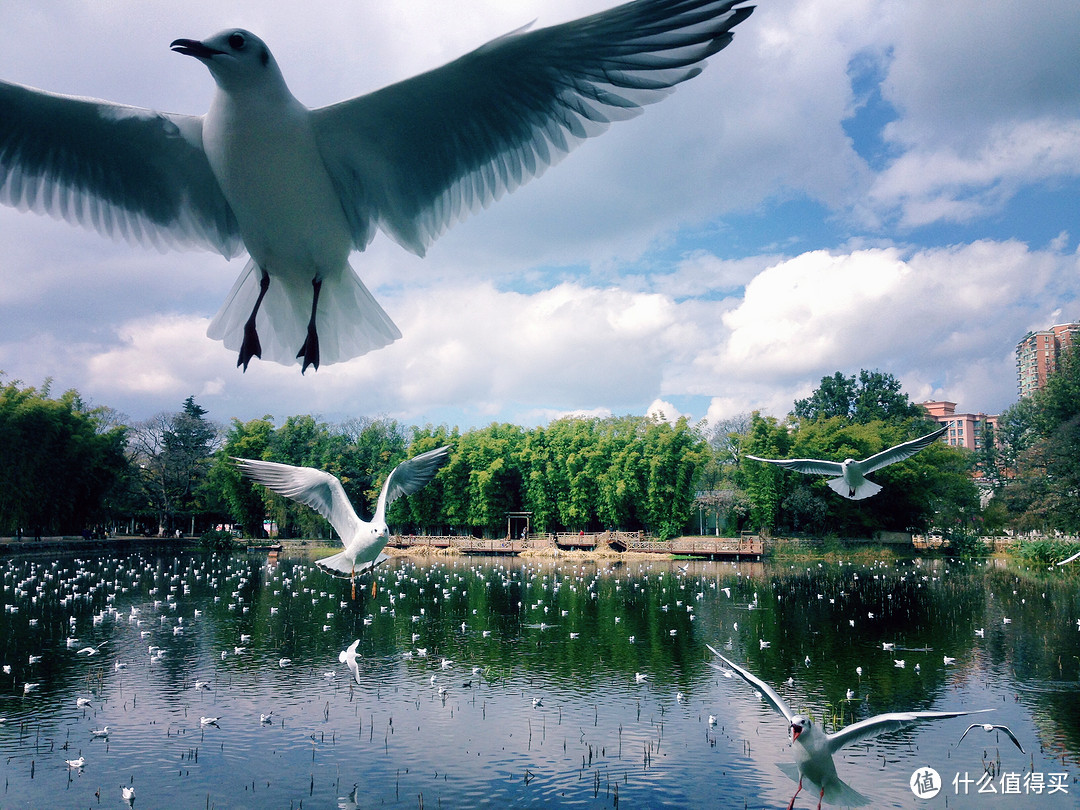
[1,550,1078,808]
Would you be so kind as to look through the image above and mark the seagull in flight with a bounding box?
[706,644,990,808]
[957,722,1025,754]
[744,425,948,500]
[339,639,361,684]
[235,445,450,577]
[0,0,753,372]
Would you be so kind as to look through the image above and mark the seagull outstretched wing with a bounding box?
[233,458,361,540]
[744,456,843,476]
[0,82,240,256]
[858,425,947,474]
[706,644,794,723]
[312,0,754,256]
[375,446,452,520]
[826,708,992,754]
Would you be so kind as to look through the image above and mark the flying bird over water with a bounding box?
[957,722,1025,754]
[339,639,361,684]
[744,425,948,500]
[235,445,450,577]
[0,0,753,372]
[706,644,989,808]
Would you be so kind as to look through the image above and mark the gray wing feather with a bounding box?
[706,643,794,723]
[0,80,241,257]
[312,0,753,256]
[827,708,992,754]
[233,458,361,541]
[744,455,844,477]
[376,445,452,517]
[859,425,948,474]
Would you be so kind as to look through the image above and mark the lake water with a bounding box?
[0,549,1077,809]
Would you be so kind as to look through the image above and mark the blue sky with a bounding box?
[1,0,1078,432]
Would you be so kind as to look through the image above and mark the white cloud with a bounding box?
[869,119,1080,228]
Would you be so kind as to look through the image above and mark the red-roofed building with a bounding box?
[921,401,998,452]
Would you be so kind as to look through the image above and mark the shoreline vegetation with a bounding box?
[3,532,1077,566]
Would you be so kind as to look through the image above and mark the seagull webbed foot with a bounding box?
[238,319,262,371]
[238,269,270,372]
[296,327,320,374]
[296,277,322,374]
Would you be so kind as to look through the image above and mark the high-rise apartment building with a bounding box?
[1016,322,1079,397]
[921,401,998,451]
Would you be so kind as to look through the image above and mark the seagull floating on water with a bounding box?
[707,644,990,808]
[235,446,449,578]
[745,425,947,500]
[0,0,753,371]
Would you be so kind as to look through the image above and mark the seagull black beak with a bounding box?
[170,38,224,59]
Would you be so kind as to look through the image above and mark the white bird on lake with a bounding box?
[91,726,109,738]
[339,639,361,684]
[957,722,1025,754]
[0,0,753,372]
[707,644,990,809]
[745,425,948,500]
[122,785,136,804]
[76,697,92,708]
[65,756,85,769]
[235,446,450,578]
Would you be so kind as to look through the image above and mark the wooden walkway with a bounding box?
[610,534,763,559]
[388,535,529,554]
[389,531,762,559]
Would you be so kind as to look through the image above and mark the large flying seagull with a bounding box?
[745,424,948,500]
[0,0,753,372]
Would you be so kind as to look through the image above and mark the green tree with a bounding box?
[739,412,790,531]
[212,416,275,536]
[0,376,128,535]
[640,416,707,539]
[129,396,220,535]
[794,370,924,424]
[1000,344,1080,532]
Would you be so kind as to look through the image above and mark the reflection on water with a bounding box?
[0,550,1077,808]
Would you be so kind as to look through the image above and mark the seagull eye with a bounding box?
[228,33,246,50]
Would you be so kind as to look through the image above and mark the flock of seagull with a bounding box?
[0,548,1066,808]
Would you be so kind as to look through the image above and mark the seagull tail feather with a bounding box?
[777,764,869,807]
[827,477,882,501]
[207,259,401,367]
[315,551,355,576]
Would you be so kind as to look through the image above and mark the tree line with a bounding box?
[980,341,1080,533]
[4,358,1074,544]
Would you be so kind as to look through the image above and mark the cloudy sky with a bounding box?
[1,0,1078,431]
